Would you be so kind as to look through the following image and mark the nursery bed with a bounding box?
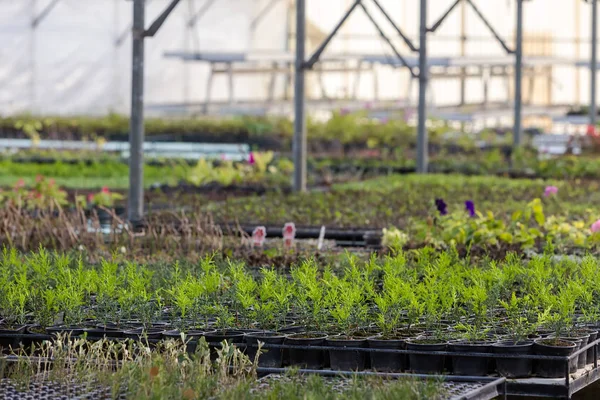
[0,374,501,400]
[253,373,506,400]
[0,379,124,400]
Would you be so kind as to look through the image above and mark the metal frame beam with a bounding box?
[304,0,362,70]
[429,0,513,54]
[293,0,307,191]
[295,0,422,188]
[251,0,284,30]
[145,0,182,37]
[513,0,524,147]
[417,0,428,173]
[187,0,218,27]
[31,0,61,28]
[370,0,417,52]
[129,0,182,224]
[358,2,417,77]
[590,0,598,128]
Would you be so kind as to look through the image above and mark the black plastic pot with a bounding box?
[203,329,245,344]
[585,330,598,365]
[533,338,577,378]
[278,322,304,334]
[203,330,245,360]
[123,327,165,341]
[326,336,367,371]
[45,325,85,338]
[0,325,27,352]
[367,336,407,372]
[492,340,533,378]
[84,325,127,341]
[22,325,52,350]
[405,339,447,374]
[162,329,207,341]
[449,341,491,376]
[284,332,328,369]
[162,329,210,354]
[558,334,588,372]
[244,331,287,368]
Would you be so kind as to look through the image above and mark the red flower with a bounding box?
[87,193,94,203]
[101,186,110,194]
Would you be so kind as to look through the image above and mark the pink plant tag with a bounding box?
[283,222,296,249]
[252,226,266,247]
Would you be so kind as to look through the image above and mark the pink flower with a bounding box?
[101,186,110,194]
[14,179,25,189]
[364,101,373,110]
[248,152,255,166]
[340,107,350,116]
[543,186,558,197]
[35,175,43,183]
[592,220,600,233]
[87,193,94,203]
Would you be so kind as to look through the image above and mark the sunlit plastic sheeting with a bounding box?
[0,0,588,115]
[0,0,287,115]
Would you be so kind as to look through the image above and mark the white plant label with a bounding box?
[317,225,326,251]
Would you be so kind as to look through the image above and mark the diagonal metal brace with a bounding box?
[428,0,462,33]
[145,0,182,37]
[31,0,61,28]
[359,2,418,78]
[370,0,418,52]
[304,0,362,69]
[251,0,284,30]
[188,0,218,28]
[465,0,513,54]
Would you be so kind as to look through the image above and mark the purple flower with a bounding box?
[544,185,558,197]
[340,107,350,116]
[248,152,255,165]
[465,200,476,217]
[435,198,448,216]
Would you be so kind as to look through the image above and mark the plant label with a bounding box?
[283,222,296,249]
[317,225,326,251]
[252,226,266,247]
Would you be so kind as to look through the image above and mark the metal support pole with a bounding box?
[591,0,598,128]
[129,0,145,224]
[30,0,37,113]
[459,0,466,106]
[513,0,523,147]
[417,0,428,173]
[293,0,306,191]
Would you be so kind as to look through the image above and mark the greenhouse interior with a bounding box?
[4,0,600,399]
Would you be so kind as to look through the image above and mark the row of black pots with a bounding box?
[267,331,600,379]
[1,325,597,380]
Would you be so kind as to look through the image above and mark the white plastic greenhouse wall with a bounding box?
[0,0,593,115]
